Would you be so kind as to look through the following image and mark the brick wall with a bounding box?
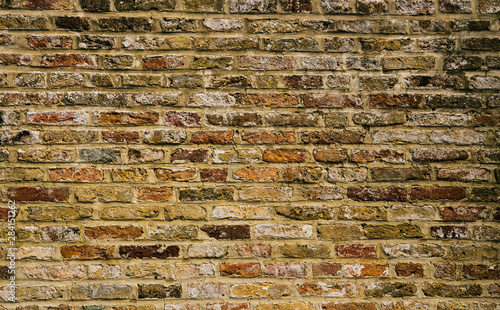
[0,0,499,309]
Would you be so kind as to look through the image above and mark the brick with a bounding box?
[322,303,376,310]
[85,226,143,239]
[221,263,262,277]
[235,244,271,257]
[143,55,184,70]
[98,17,153,32]
[0,14,49,30]
[149,225,197,240]
[298,282,356,297]
[313,263,341,276]
[171,149,209,163]
[285,167,323,183]
[61,245,114,259]
[129,148,164,163]
[191,131,234,144]
[116,0,176,11]
[230,283,290,298]
[49,168,103,182]
[430,226,469,239]
[173,263,215,279]
[463,265,500,279]
[411,187,466,200]
[242,131,295,144]
[201,225,250,239]
[479,0,500,13]
[422,283,482,297]
[203,18,244,31]
[343,264,388,278]
[370,94,422,108]
[55,16,90,31]
[437,169,489,182]
[382,56,435,70]
[0,53,32,66]
[70,284,131,300]
[336,245,377,258]
[395,263,424,277]
[27,35,72,50]
[119,244,179,258]
[41,54,97,68]
[81,0,110,11]
[234,167,279,182]
[384,243,445,257]
[440,206,488,221]
[239,186,293,201]
[365,282,417,297]
[301,131,365,144]
[188,244,228,258]
[434,263,456,280]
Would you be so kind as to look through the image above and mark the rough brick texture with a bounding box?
[0,0,499,309]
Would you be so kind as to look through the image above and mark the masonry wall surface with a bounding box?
[0,0,499,309]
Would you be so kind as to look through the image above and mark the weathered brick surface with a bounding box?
[0,1,498,308]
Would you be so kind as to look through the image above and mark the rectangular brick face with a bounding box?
[1,0,498,309]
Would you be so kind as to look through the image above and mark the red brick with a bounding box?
[61,245,114,259]
[119,244,179,259]
[303,94,362,108]
[263,149,307,163]
[0,53,32,66]
[85,226,143,239]
[137,187,173,201]
[171,149,209,162]
[221,263,263,277]
[370,94,422,108]
[201,168,228,182]
[27,111,87,125]
[336,245,377,258]
[143,55,184,70]
[411,187,466,200]
[284,75,323,88]
[94,112,159,126]
[191,131,234,144]
[347,187,407,202]
[49,168,103,182]
[440,206,488,221]
[8,186,69,202]
[165,111,201,127]
[313,263,341,276]
[41,54,98,68]
[27,35,72,49]
[102,131,140,143]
